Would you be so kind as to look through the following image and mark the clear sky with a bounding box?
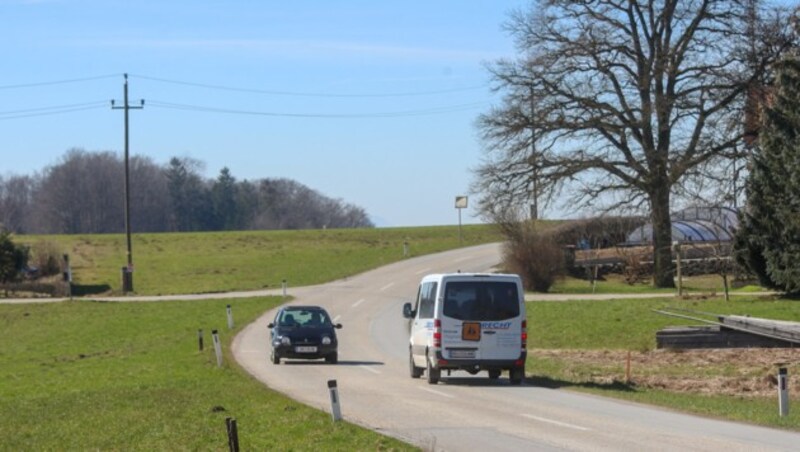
[1,0,529,227]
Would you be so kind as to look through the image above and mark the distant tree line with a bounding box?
[0,149,373,234]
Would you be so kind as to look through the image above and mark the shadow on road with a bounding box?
[283,360,384,366]
[528,375,637,392]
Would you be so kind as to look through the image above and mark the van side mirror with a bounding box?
[402,302,414,319]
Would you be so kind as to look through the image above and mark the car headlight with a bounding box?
[321,336,332,345]
[280,336,291,346]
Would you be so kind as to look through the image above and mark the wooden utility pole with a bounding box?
[111,74,144,293]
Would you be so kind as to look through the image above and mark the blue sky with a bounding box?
[1,0,528,227]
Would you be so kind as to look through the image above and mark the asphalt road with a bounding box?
[232,243,800,451]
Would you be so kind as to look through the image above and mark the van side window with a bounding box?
[418,282,437,319]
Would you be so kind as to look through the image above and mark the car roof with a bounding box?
[282,305,327,311]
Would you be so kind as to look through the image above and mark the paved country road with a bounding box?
[2,244,795,450]
[232,243,800,451]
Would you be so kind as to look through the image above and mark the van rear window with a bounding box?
[442,281,520,321]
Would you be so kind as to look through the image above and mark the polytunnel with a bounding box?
[625,206,738,245]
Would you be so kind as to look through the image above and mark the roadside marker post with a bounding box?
[282,280,287,299]
[226,304,234,330]
[225,417,240,452]
[327,379,342,422]
[212,329,223,368]
[198,329,204,352]
[403,241,409,257]
[779,367,789,417]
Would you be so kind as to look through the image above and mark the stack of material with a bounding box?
[655,310,800,349]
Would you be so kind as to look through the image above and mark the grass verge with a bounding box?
[0,298,414,450]
[526,294,800,430]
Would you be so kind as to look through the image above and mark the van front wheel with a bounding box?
[426,354,440,384]
[409,350,423,378]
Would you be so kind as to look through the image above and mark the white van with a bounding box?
[402,273,527,385]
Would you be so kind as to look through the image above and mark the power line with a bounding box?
[0,74,120,90]
[147,99,486,118]
[0,101,108,120]
[129,73,486,98]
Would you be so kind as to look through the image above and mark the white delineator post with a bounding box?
[779,367,789,417]
[328,379,342,422]
[282,279,287,299]
[226,304,234,330]
[212,329,223,368]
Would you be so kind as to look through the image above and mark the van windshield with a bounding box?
[442,281,520,321]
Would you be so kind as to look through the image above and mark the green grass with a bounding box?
[0,298,415,451]
[16,225,500,296]
[527,295,800,429]
[550,272,766,295]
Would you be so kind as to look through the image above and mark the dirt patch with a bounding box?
[531,348,800,398]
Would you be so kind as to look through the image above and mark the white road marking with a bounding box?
[521,414,590,431]
[379,282,395,292]
[352,298,366,308]
[453,256,470,263]
[359,365,381,375]
[419,387,455,399]
[415,267,432,275]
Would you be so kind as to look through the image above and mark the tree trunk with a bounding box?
[650,185,675,288]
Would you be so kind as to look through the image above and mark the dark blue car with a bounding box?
[268,305,342,364]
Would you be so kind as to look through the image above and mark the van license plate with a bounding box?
[462,322,481,341]
[450,349,476,359]
[295,346,317,353]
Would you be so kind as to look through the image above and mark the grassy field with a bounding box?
[7,225,799,441]
[14,225,500,296]
[526,294,800,430]
[0,297,415,450]
[550,272,764,295]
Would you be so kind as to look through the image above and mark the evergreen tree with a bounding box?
[735,55,800,294]
[0,230,29,285]
[211,167,239,230]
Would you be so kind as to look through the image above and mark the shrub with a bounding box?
[550,216,645,248]
[501,224,565,292]
[29,240,63,277]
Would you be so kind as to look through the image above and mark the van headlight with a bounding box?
[321,336,332,345]
[280,336,292,346]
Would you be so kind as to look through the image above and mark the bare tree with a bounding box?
[475,0,795,287]
[130,155,171,232]
[0,174,35,233]
[34,149,123,233]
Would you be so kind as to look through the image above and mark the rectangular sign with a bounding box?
[462,321,481,341]
[455,196,468,209]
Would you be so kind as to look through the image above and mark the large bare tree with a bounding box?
[475,0,795,287]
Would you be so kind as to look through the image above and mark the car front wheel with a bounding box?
[325,352,338,364]
[271,350,280,365]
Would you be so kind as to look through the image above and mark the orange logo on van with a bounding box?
[462,322,481,341]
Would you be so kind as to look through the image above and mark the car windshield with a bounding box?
[442,281,520,321]
[279,309,331,327]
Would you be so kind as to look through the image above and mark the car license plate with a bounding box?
[295,346,317,353]
[449,349,476,359]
